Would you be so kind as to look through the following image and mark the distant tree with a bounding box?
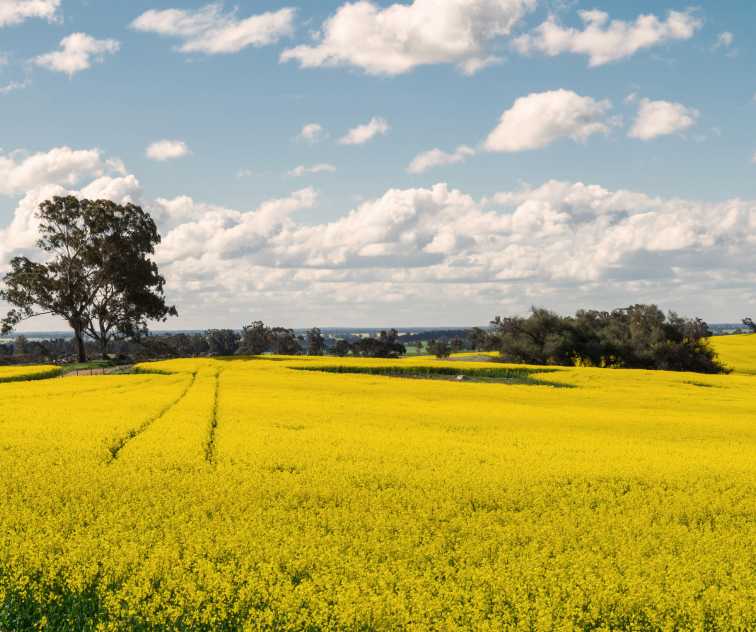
[134,334,181,359]
[269,327,301,355]
[491,308,576,365]
[333,339,351,356]
[469,327,490,351]
[207,329,239,356]
[170,334,194,357]
[238,321,270,355]
[352,329,406,358]
[450,338,465,354]
[490,305,725,373]
[13,335,28,357]
[379,329,406,357]
[427,339,451,359]
[190,333,210,355]
[0,196,176,361]
[743,317,756,333]
[306,327,325,356]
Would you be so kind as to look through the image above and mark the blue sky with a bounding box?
[1,0,755,328]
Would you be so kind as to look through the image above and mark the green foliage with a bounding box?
[0,196,176,361]
[206,329,240,356]
[268,327,301,355]
[487,305,725,373]
[427,339,451,358]
[237,322,301,356]
[350,329,406,358]
[306,327,325,356]
[332,339,351,356]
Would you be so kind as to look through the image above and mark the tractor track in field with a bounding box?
[106,371,197,463]
[204,370,222,465]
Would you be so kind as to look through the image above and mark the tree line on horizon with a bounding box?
[1,196,754,373]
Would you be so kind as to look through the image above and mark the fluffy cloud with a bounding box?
[140,179,754,326]
[407,146,475,174]
[131,4,295,54]
[153,179,754,280]
[146,140,191,162]
[714,31,734,49]
[484,90,615,152]
[281,0,536,75]
[3,165,755,324]
[0,0,59,27]
[629,98,698,140]
[0,146,122,195]
[34,33,120,76]
[0,78,30,95]
[0,174,143,265]
[513,9,702,66]
[155,188,318,263]
[289,164,336,177]
[339,117,390,145]
[297,123,327,143]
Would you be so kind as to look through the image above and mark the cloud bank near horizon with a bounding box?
[1,146,753,327]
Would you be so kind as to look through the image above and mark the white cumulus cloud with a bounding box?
[714,31,734,49]
[297,123,327,143]
[0,0,60,27]
[146,140,191,162]
[34,33,120,76]
[513,9,702,67]
[0,78,30,95]
[629,98,699,140]
[0,174,143,266]
[484,89,615,152]
[0,146,119,195]
[3,159,755,325]
[407,146,475,174]
[289,163,336,177]
[281,0,536,76]
[131,3,296,55]
[339,117,390,146]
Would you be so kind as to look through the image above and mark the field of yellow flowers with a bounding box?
[1,336,755,630]
[0,364,61,383]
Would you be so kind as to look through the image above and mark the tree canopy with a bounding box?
[485,305,725,373]
[0,196,176,361]
[351,329,406,358]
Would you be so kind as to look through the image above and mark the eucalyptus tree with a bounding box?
[1,196,176,361]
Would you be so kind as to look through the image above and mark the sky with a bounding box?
[0,0,755,330]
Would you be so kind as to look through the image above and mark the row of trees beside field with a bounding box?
[180,326,407,358]
[0,326,411,362]
[472,306,732,373]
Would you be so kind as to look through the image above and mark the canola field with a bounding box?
[0,364,62,383]
[1,336,755,630]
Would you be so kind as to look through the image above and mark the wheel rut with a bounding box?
[106,371,197,463]
[204,370,222,465]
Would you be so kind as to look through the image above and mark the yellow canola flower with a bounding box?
[711,333,756,375]
[0,364,61,383]
[0,339,754,630]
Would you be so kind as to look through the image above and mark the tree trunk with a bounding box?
[100,336,108,359]
[74,328,87,363]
